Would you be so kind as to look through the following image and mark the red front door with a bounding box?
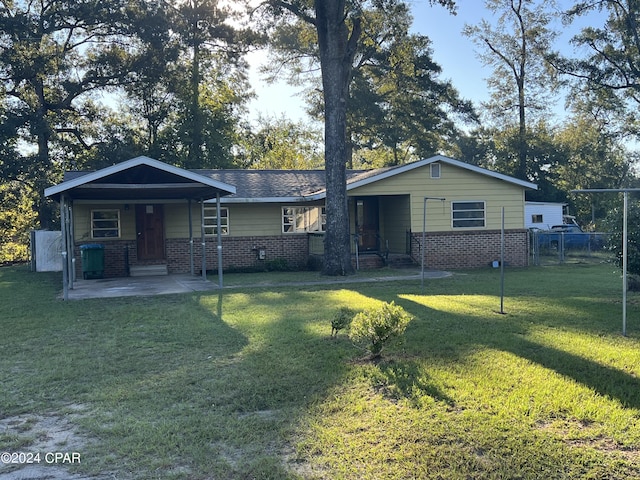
[356,197,380,251]
[136,204,165,260]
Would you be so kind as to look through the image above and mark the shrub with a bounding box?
[348,301,413,359]
[331,307,356,338]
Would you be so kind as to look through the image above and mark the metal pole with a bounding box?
[60,194,68,301]
[68,202,75,287]
[421,199,426,292]
[500,207,505,314]
[571,188,640,336]
[188,199,194,275]
[216,192,223,288]
[201,200,206,280]
[623,191,628,336]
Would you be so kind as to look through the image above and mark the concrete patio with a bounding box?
[59,269,452,300]
[63,274,217,300]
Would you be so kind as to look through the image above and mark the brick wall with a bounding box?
[74,241,135,279]
[168,235,310,273]
[75,235,310,277]
[410,229,529,269]
[74,230,528,278]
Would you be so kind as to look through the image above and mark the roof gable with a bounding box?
[45,156,236,201]
[343,155,538,192]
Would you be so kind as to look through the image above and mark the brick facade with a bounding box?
[410,229,529,269]
[74,241,134,279]
[167,235,309,273]
[74,230,528,278]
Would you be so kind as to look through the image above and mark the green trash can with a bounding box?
[80,244,105,279]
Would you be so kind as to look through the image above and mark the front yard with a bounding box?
[1,263,639,479]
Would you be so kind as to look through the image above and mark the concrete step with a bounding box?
[130,264,168,277]
[387,254,417,269]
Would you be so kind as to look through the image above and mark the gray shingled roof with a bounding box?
[59,155,537,203]
[194,169,380,200]
[64,168,374,201]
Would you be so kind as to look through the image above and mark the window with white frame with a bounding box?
[430,162,441,179]
[203,206,229,236]
[452,201,485,228]
[91,209,120,238]
[282,206,326,233]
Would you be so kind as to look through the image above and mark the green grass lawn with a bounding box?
[1,263,640,479]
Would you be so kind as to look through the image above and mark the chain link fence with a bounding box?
[529,230,612,266]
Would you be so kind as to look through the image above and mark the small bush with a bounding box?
[331,307,356,338]
[264,258,290,271]
[349,301,413,359]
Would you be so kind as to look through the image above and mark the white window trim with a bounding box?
[203,206,229,236]
[451,201,486,229]
[282,206,326,234]
[91,209,121,239]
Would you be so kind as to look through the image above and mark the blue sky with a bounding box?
[247,1,607,124]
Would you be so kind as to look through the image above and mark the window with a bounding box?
[203,206,229,236]
[430,163,441,179]
[452,201,485,228]
[91,209,120,238]
[531,214,543,224]
[282,206,326,233]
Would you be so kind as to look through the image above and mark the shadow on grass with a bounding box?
[500,336,640,409]
[362,283,640,412]
[375,359,456,407]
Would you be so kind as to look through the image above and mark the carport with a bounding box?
[45,156,236,300]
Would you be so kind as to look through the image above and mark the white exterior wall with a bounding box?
[525,202,564,229]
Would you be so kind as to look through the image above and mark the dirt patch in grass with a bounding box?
[537,419,640,463]
[0,404,119,480]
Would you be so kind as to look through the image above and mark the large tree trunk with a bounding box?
[315,0,359,276]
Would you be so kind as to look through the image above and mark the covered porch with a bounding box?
[309,194,415,269]
[44,156,236,300]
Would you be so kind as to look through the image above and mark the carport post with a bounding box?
[216,192,223,288]
[188,199,194,275]
[60,194,69,301]
[68,201,75,286]
[201,199,206,280]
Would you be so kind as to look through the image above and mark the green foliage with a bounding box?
[238,115,323,169]
[264,1,475,167]
[0,182,38,263]
[603,198,640,276]
[331,306,357,338]
[349,301,413,359]
[559,1,640,130]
